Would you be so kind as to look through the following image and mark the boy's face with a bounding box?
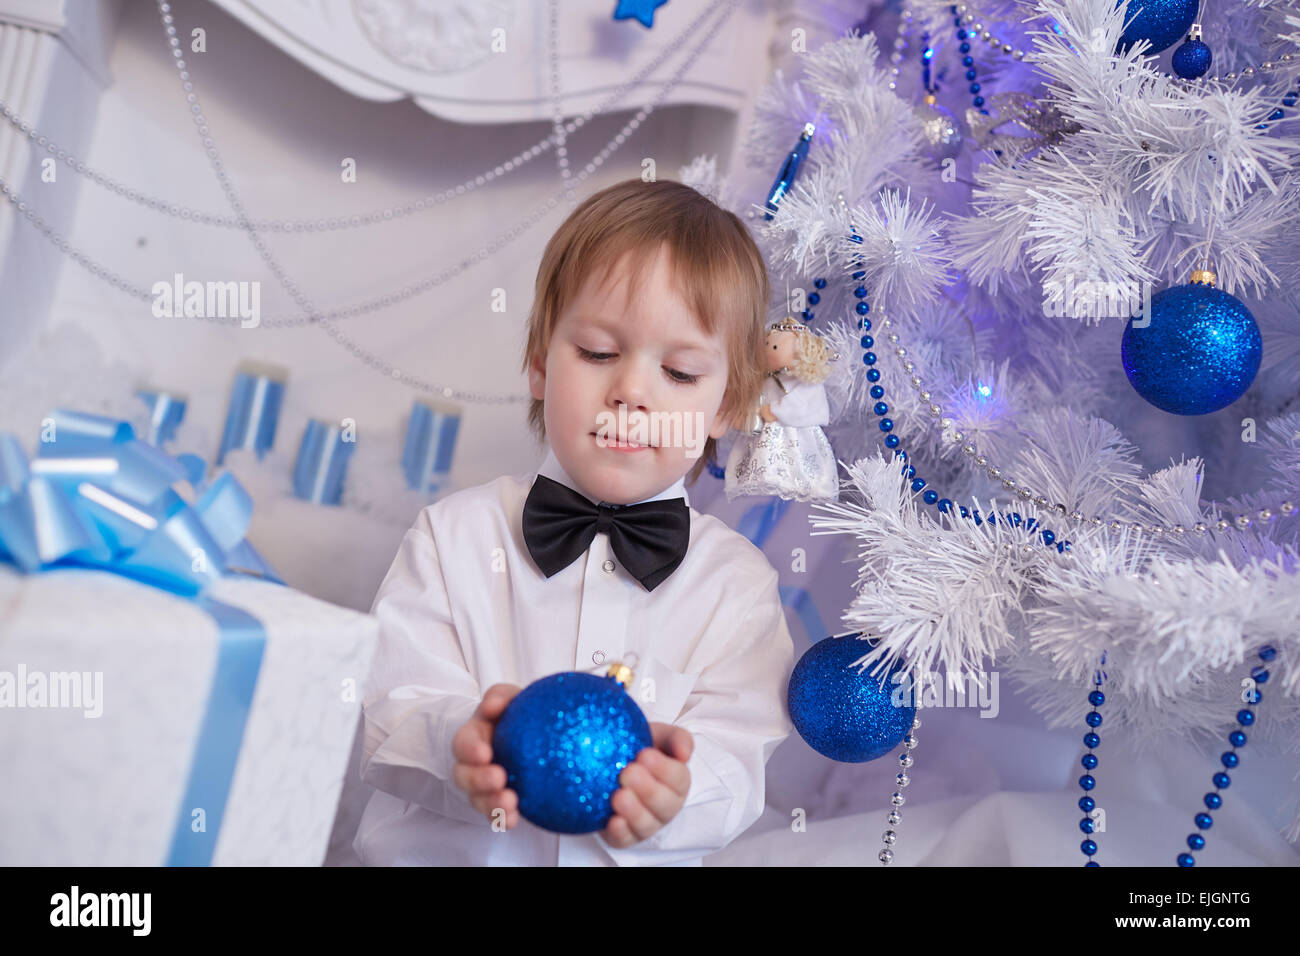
[529,244,733,505]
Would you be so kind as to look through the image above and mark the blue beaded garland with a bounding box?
[1177,643,1273,865]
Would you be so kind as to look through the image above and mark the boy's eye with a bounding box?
[578,346,700,386]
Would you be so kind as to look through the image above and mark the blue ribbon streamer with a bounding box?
[734,496,827,641]
[136,389,187,447]
[166,595,266,866]
[216,368,285,466]
[735,497,792,548]
[401,399,460,493]
[0,408,282,865]
[292,419,355,505]
[779,585,830,643]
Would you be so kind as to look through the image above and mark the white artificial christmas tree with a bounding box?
[714,0,1300,842]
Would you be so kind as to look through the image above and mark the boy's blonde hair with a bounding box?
[521,178,770,485]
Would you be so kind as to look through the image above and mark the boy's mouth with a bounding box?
[591,432,654,451]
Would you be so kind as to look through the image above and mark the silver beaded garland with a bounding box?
[878,715,920,865]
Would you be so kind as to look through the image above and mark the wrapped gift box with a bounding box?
[0,564,377,866]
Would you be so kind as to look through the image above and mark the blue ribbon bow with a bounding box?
[0,409,284,865]
[0,409,280,593]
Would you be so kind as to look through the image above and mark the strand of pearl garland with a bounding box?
[0,0,729,233]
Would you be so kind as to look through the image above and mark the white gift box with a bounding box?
[0,565,377,865]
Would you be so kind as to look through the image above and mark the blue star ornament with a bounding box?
[613,0,669,29]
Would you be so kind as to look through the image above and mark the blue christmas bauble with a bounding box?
[492,670,652,834]
[1172,38,1213,78]
[1114,0,1197,55]
[1121,282,1261,416]
[788,633,916,762]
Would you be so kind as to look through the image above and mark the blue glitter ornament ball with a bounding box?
[1121,281,1261,416]
[1172,37,1212,79]
[1114,0,1197,55]
[788,633,916,763]
[492,670,652,834]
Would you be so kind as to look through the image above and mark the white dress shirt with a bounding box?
[353,445,795,866]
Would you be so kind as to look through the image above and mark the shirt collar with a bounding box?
[536,445,690,508]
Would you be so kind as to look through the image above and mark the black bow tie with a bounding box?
[522,474,690,592]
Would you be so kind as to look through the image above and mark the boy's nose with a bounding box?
[607,367,651,413]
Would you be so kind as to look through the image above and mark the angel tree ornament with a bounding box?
[725,318,840,502]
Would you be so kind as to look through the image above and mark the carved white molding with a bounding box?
[206,0,776,124]
[0,0,66,33]
[351,0,519,74]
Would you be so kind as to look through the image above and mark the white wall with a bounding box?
[14,0,762,491]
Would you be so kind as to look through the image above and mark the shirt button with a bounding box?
[602,559,615,573]
[592,650,606,665]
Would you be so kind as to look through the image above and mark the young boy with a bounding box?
[353,179,795,866]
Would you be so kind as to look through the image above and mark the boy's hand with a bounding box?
[601,722,693,849]
[451,684,521,828]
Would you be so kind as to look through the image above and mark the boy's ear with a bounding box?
[528,353,546,401]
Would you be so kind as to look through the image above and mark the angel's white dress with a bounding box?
[725,372,838,501]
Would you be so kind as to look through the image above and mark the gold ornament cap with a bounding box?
[1190,268,1217,287]
[606,652,639,688]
